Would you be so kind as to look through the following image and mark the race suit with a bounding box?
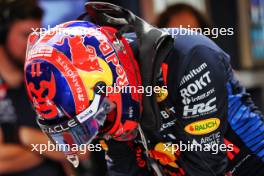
[102,28,264,176]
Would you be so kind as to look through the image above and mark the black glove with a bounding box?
[82,2,169,46]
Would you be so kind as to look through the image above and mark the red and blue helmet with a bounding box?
[24,21,142,156]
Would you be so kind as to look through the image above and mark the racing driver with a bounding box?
[23,2,264,176]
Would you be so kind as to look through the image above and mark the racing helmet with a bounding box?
[24,21,142,165]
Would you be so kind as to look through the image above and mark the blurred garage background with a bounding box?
[0,0,263,176]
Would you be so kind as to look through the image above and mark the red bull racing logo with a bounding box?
[68,35,102,72]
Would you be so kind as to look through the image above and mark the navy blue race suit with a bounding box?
[102,28,264,176]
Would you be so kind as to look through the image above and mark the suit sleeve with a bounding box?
[167,45,229,176]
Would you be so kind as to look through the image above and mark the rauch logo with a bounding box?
[184,118,220,135]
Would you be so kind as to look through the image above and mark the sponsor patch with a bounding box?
[182,88,215,105]
[183,97,217,118]
[192,132,221,146]
[42,118,78,134]
[180,62,208,86]
[160,119,177,131]
[160,106,176,119]
[184,118,220,135]
[180,71,211,99]
[156,87,168,102]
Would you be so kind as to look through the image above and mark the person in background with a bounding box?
[0,0,77,175]
[156,3,210,30]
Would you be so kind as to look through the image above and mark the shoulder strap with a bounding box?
[138,29,174,131]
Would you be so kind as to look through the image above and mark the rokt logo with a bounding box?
[180,71,211,99]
